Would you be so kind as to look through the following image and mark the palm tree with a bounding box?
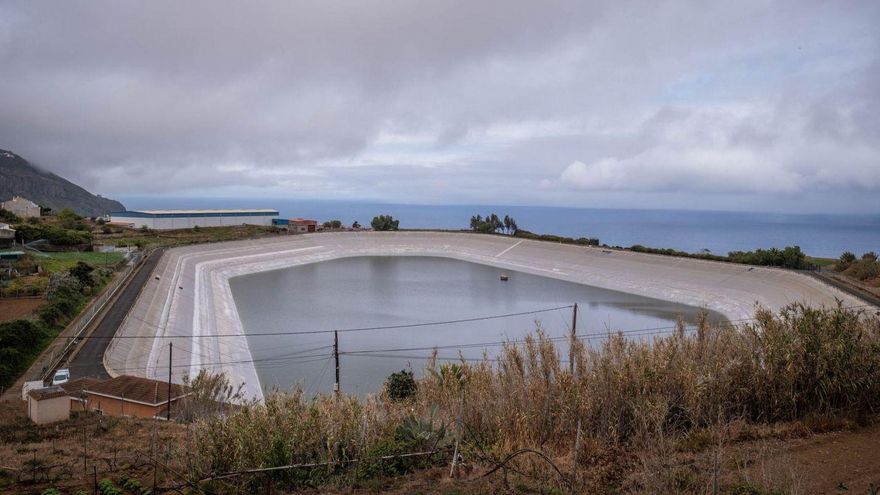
[488,213,501,233]
[509,218,518,235]
[470,214,482,231]
[503,215,511,234]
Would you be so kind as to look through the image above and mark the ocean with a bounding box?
[119,197,879,258]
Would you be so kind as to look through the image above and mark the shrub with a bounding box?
[515,229,601,247]
[0,207,21,223]
[385,369,417,401]
[371,215,399,231]
[838,251,857,268]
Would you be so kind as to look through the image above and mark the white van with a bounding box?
[51,368,70,386]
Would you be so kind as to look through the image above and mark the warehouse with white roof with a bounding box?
[109,209,279,230]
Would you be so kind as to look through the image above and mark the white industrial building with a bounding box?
[109,209,279,230]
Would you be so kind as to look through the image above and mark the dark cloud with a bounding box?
[0,0,878,212]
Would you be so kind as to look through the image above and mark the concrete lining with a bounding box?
[105,232,866,401]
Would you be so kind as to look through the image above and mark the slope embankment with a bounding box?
[105,232,867,401]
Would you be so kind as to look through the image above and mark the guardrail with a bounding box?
[40,250,146,381]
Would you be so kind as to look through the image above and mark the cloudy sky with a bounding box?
[1,1,878,213]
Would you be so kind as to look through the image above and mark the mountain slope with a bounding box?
[0,149,124,217]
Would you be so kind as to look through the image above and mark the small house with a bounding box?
[0,223,15,246]
[291,218,317,233]
[68,375,190,418]
[27,386,71,424]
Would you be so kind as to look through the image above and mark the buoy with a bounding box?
[500,274,509,281]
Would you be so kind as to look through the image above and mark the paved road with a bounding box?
[68,249,164,379]
[806,270,880,310]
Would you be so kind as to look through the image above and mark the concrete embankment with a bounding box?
[105,232,867,402]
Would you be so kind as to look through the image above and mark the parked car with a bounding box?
[51,368,70,385]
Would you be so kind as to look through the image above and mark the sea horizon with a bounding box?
[119,196,880,259]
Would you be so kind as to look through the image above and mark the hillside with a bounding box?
[0,149,124,217]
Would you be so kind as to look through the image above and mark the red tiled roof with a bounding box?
[28,386,68,401]
[60,377,103,397]
[84,375,190,406]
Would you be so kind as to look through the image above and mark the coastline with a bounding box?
[105,231,867,402]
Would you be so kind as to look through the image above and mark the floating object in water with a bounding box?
[500,274,509,281]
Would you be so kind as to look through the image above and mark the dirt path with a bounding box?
[0,297,43,322]
[748,424,880,493]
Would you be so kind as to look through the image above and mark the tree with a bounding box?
[487,213,501,233]
[371,215,399,231]
[57,208,81,229]
[0,208,20,224]
[470,215,482,231]
[839,251,857,267]
[69,261,95,288]
[384,369,417,401]
[330,219,342,229]
[503,215,511,234]
[863,251,878,262]
[352,220,361,229]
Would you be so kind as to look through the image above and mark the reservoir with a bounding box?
[229,256,723,396]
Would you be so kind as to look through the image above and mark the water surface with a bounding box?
[230,256,723,395]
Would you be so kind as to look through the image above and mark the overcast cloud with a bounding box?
[1,1,878,212]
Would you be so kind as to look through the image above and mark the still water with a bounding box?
[229,256,723,396]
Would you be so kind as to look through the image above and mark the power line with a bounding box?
[76,304,577,339]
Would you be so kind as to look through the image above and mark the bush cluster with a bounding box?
[516,229,599,246]
[727,245,807,269]
[631,244,811,269]
[836,251,880,282]
[0,265,111,388]
[469,213,518,234]
[370,215,399,231]
[13,222,93,246]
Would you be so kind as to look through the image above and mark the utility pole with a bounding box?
[166,342,172,421]
[333,331,340,395]
[569,303,578,375]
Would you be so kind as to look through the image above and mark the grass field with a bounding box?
[102,225,279,248]
[34,251,125,273]
[806,255,837,267]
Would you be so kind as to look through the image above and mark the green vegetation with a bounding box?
[97,478,122,495]
[384,369,417,401]
[322,219,343,229]
[13,222,93,246]
[0,207,21,224]
[0,263,113,388]
[515,229,599,246]
[631,244,812,269]
[469,213,518,234]
[371,214,400,231]
[35,251,125,274]
[728,245,808,269]
[836,250,880,283]
[103,225,279,249]
[190,304,880,493]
